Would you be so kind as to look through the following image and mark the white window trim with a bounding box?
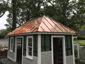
[10,37,14,52]
[26,36,33,60]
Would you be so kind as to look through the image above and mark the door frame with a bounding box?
[15,36,23,64]
[51,36,66,64]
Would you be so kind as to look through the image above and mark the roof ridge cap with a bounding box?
[37,15,45,31]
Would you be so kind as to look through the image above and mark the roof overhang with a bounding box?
[8,32,76,36]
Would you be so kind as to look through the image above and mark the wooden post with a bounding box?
[38,34,41,64]
[77,44,80,59]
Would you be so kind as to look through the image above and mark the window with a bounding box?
[26,36,33,59]
[10,37,14,52]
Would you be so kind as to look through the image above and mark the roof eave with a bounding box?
[8,32,76,36]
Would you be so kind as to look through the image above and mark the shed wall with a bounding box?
[41,35,74,64]
[23,35,38,64]
[41,51,52,64]
[7,51,16,61]
[66,55,74,64]
[7,36,16,62]
[23,56,37,64]
[8,34,74,64]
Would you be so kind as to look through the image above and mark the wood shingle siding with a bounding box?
[41,35,51,51]
[65,35,72,56]
[23,36,26,56]
[33,35,38,56]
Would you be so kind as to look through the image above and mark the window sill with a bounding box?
[10,50,13,52]
[25,56,33,60]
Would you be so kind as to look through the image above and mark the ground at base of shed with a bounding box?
[0,58,19,64]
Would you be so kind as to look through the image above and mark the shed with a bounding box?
[7,15,76,64]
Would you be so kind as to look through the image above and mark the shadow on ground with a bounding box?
[0,50,85,64]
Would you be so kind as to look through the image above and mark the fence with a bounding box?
[74,44,85,63]
[0,39,8,44]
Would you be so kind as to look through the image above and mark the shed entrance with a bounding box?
[53,37,63,64]
[16,38,22,64]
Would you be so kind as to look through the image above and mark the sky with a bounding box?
[0,11,8,30]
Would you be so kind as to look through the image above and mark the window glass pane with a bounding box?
[29,48,32,52]
[10,37,14,51]
[28,38,32,43]
[28,43,32,46]
[12,42,13,50]
[29,52,32,56]
[27,36,33,58]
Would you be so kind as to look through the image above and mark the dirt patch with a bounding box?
[75,59,85,64]
[0,50,7,59]
[0,61,3,64]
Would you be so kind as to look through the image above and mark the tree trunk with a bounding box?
[12,0,17,30]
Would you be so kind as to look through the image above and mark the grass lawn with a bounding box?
[74,40,85,45]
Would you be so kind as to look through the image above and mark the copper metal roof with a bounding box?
[8,15,76,35]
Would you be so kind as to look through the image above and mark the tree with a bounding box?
[12,0,17,30]
[0,0,9,17]
[6,0,55,27]
[0,28,11,39]
[6,0,85,31]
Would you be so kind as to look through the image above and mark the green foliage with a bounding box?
[81,25,85,29]
[6,0,85,31]
[74,40,85,45]
[0,0,9,17]
[0,28,11,39]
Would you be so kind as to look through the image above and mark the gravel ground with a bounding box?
[0,50,18,64]
[0,58,18,64]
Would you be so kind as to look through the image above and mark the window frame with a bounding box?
[26,36,33,59]
[10,37,14,52]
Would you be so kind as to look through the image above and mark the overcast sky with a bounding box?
[0,11,8,30]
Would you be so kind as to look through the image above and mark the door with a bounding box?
[17,38,22,64]
[53,37,63,64]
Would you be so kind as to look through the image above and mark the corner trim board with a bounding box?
[72,36,75,64]
[38,34,41,64]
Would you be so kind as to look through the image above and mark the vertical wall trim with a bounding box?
[72,36,75,64]
[51,36,54,64]
[38,34,41,64]
[22,37,24,64]
[63,36,66,64]
[15,37,17,62]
